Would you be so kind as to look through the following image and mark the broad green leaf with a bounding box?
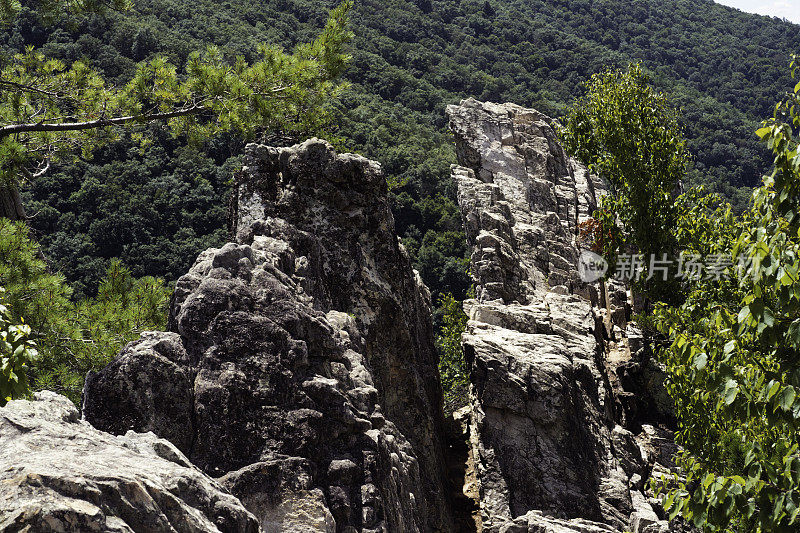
[780,386,797,411]
[694,353,708,370]
[756,126,772,139]
[767,381,781,401]
[723,379,739,405]
[724,340,736,357]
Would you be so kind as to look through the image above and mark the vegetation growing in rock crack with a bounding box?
[435,291,470,413]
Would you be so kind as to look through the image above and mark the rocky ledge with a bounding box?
[448,99,679,533]
[0,103,682,533]
[0,391,258,532]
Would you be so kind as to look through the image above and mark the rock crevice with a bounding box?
[448,99,676,533]
[82,139,461,532]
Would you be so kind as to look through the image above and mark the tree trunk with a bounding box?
[0,184,26,222]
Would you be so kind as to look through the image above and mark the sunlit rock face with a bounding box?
[0,391,259,533]
[83,138,460,532]
[449,99,676,533]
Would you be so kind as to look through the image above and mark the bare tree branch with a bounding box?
[0,105,205,138]
[31,160,50,178]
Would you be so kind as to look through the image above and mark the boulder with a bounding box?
[0,391,258,533]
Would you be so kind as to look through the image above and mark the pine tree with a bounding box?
[0,219,170,404]
[0,0,352,221]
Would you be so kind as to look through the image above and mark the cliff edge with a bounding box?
[448,99,678,533]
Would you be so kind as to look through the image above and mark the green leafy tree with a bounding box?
[0,219,169,403]
[435,292,469,413]
[653,56,800,532]
[561,63,689,301]
[0,286,36,405]
[0,0,352,220]
[0,0,131,25]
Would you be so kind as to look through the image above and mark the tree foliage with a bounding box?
[4,0,795,305]
[0,219,169,404]
[0,0,352,190]
[24,127,238,298]
[0,286,36,405]
[561,63,688,301]
[0,0,131,26]
[653,57,800,532]
[435,291,469,413]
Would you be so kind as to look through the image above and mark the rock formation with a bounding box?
[0,103,683,533]
[447,99,676,533]
[82,139,464,532]
[0,391,258,532]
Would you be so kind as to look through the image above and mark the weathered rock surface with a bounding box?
[83,139,462,532]
[3,106,685,532]
[0,391,258,533]
[499,511,619,533]
[448,99,673,533]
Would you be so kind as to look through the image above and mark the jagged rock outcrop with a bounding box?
[499,511,619,533]
[82,139,463,532]
[1,105,683,533]
[448,99,671,532]
[0,391,258,532]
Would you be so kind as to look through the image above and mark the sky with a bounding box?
[714,0,800,24]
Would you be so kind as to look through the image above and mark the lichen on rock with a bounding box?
[448,99,677,533]
[82,139,462,532]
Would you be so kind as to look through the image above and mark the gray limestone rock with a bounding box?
[0,391,258,533]
[498,511,619,532]
[449,99,641,532]
[4,108,687,533]
[83,139,460,532]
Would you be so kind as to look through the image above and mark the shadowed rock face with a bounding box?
[4,112,682,533]
[0,391,258,533]
[448,99,654,532]
[83,139,458,532]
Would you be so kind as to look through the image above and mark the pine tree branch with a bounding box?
[0,105,205,138]
[0,79,60,97]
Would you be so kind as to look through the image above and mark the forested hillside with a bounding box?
[4,0,799,302]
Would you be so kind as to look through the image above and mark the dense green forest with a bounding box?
[3,0,799,304]
[3,3,800,527]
